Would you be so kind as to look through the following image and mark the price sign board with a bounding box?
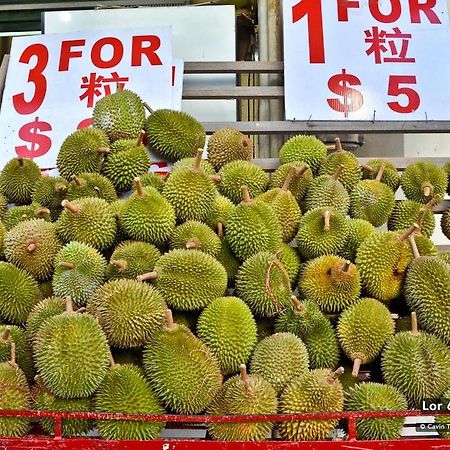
[0,27,173,169]
[283,0,450,121]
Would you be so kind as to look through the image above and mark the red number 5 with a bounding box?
[387,75,420,113]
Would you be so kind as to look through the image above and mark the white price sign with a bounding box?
[283,0,450,121]
[0,27,173,169]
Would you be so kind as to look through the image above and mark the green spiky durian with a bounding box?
[93,89,145,142]
[0,193,7,219]
[0,157,41,205]
[95,363,165,440]
[319,138,361,192]
[57,128,110,179]
[57,197,117,250]
[250,332,309,395]
[138,172,166,192]
[296,207,349,260]
[337,298,395,376]
[299,256,360,313]
[31,176,68,220]
[140,249,227,311]
[173,156,215,175]
[278,243,301,287]
[278,368,344,441]
[207,128,253,170]
[216,161,269,205]
[270,162,313,203]
[143,310,222,414]
[362,159,400,192]
[87,279,166,348]
[66,172,118,203]
[444,160,450,194]
[52,241,106,307]
[5,219,61,281]
[206,195,235,230]
[207,365,277,441]
[107,241,160,280]
[197,297,257,375]
[34,299,110,398]
[0,262,42,324]
[279,135,327,174]
[3,203,51,231]
[235,251,292,318]
[401,161,448,203]
[442,206,450,239]
[225,186,282,261]
[145,109,205,162]
[169,220,221,257]
[345,382,407,440]
[340,218,375,262]
[439,252,450,265]
[0,221,6,260]
[217,236,240,284]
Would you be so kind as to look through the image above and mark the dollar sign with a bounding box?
[327,69,364,118]
[15,117,52,159]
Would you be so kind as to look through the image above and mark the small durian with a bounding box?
[138,172,166,192]
[278,243,301,287]
[269,162,313,203]
[361,159,400,192]
[66,172,118,203]
[206,195,235,230]
[4,203,51,230]
[31,176,68,220]
[442,205,450,239]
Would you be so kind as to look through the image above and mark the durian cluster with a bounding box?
[0,88,449,443]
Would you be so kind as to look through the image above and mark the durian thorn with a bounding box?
[111,259,127,271]
[296,164,310,177]
[0,326,11,341]
[27,242,36,253]
[424,194,442,210]
[327,366,345,384]
[9,342,17,367]
[137,271,159,282]
[55,182,67,193]
[65,296,74,313]
[290,295,305,313]
[342,260,351,273]
[72,175,82,187]
[97,147,110,155]
[61,200,80,215]
[360,163,374,172]
[165,309,175,329]
[59,261,75,270]
[134,177,145,198]
[17,157,24,167]
[34,207,50,218]
[265,258,291,312]
[411,312,419,335]
[108,348,116,369]
[93,186,101,194]
[143,102,154,114]
[423,185,432,197]
[136,130,145,147]
[281,166,297,192]
[352,358,362,377]
[241,185,252,204]
[375,163,386,182]
[331,164,345,181]
[334,137,344,153]
[217,222,224,240]
[323,210,331,232]
[209,174,222,183]
[408,234,421,260]
[191,149,203,173]
[398,223,420,242]
[240,364,250,392]
[186,239,201,250]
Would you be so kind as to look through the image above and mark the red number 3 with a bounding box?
[13,44,49,115]
[387,75,420,113]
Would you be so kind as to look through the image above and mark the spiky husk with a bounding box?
[304,175,350,214]
[217,237,240,283]
[362,159,400,192]
[278,243,301,287]
[269,162,313,202]
[4,203,52,231]
[138,172,166,193]
[206,195,235,229]
[66,172,118,203]
[339,218,375,262]
[388,200,435,237]
[320,150,361,192]
[31,176,68,220]
[442,206,450,239]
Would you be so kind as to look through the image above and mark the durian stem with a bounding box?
[136,130,145,147]
[59,261,75,269]
[61,200,81,215]
[9,342,16,366]
[186,239,201,250]
[76,307,86,313]
[342,260,351,273]
[165,309,175,329]
[411,312,419,335]
[111,260,127,271]
[326,144,336,150]
[241,185,252,204]
[108,349,116,368]
[192,149,203,173]
[210,174,222,183]
[290,295,305,313]
[408,234,421,259]
[327,366,345,384]
[352,358,362,377]
[134,177,145,198]
[323,210,331,232]
[360,163,374,172]
[17,158,24,167]
[331,164,345,181]
[143,102,154,114]
[193,131,203,153]
[240,364,250,392]
[334,137,344,153]
[217,222,224,239]
[55,183,67,193]
[65,296,74,313]
[398,223,420,242]
[137,271,159,282]
[375,163,386,182]
[423,185,432,197]
[296,164,310,177]
[97,147,110,155]
[35,207,50,218]
[0,326,10,341]
[281,167,296,192]
[424,194,441,210]
[27,242,36,253]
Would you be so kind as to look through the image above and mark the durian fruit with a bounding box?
[320,138,361,192]
[0,344,31,437]
[138,249,227,311]
[279,135,327,174]
[444,159,450,194]
[163,150,217,222]
[0,262,42,324]
[207,365,277,441]
[304,165,350,214]
[275,297,340,369]
[102,131,152,192]
[57,128,110,179]
[143,309,222,414]
[0,157,41,205]
[34,297,110,398]
[0,193,7,219]
[145,108,205,162]
[235,250,292,317]
[278,243,301,287]
[138,172,166,192]
[56,197,117,250]
[278,368,344,441]
[207,128,253,170]
[381,312,450,407]
[296,207,349,260]
[299,256,360,313]
[439,252,450,265]
[5,219,61,281]
[66,172,118,203]
[337,298,395,377]
[173,157,215,175]
[345,382,408,440]
[256,167,302,242]
[197,297,256,375]
[350,164,395,227]
[107,241,160,280]
[87,279,166,348]
[340,218,375,262]
[400,161,448,203]
[217,233,240,284]
[249,332,309,395]
[269,162,313,203]
[213,160,269,205]
[52,241,106,307]
[3,203,51,231]
[408,228,438,256]
[93,88,145,142]
[121,178,175,245]
[404,235,450,343]
[31,176,68,220]
[225,186,282,261]
[442,206,450,239]
[95,358,165,440]
[361,159,400,192]
[355,224,419,301]
[206,195,235,231]
[0,221,5,260]
[169,220,221,257]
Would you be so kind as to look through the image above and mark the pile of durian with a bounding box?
[0,88,449,443]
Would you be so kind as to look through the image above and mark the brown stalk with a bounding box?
[0,326,10,341]
[341,260,351,273]
[59,261,75,269]
[186,239,201,250]
[398,223,420,242]
[136,130,145,147]
[411,312,419,335]
[108,349,116,369]
[137,271,159,282]
[408,234,421,260]
[61,200,81,215]
[9,342,17,367]
[360,163,374,172]
[34,207,50,218]
[210,174,222,183]
[143,102,154,114]
[191,149,203,173]
[423,185,432,197]
[281,167,297,192]
[296,164,310,177]
[352,358,362,377]
[17,158,24,167]
[240,364,250,393]
[327,367,345,384]
[27,242,36,253]
[375,163,386,182]
[217,222,224,239]
[323,210,331,232]
[165,309,175,329]
[111,260,127,271]
[331,164,345,181]
[241,185,252,204]
[334,137,344,153]
[66,296,74,313]
[97,147,110,155]
[134,177,145,198]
